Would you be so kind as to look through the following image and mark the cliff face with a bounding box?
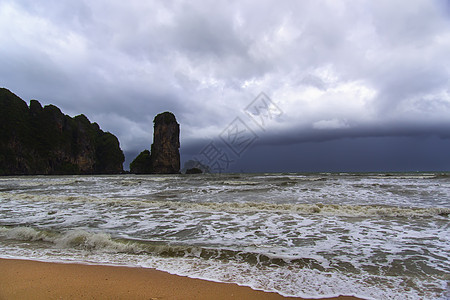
[130,112,180,174]
[0,88,124,175]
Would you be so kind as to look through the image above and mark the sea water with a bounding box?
[0,173,449,299]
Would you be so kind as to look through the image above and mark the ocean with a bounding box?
[0,173,449,299]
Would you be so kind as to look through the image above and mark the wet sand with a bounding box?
[0,258,361,300]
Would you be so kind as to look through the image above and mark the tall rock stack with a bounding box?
[150,112,180,174]
[129,111,181,174]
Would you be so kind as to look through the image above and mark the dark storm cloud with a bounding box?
[233,135,450,173]
[1,0,449,171]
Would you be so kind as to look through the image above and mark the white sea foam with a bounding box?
[0,227,143,254]
[0,173,449,299]
[0,226,49,241]
[2,190,449,217]
[0,235,445,300]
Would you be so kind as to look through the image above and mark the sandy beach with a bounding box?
[0,258,361,300]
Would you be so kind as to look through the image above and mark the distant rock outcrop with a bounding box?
[0,88,124,175]
[130,112,180,174]
[185,167,202,174]
[182,160,210,174]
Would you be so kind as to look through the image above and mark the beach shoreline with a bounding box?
[0,258,361,300]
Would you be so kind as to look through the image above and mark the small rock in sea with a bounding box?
[185,167,203,174]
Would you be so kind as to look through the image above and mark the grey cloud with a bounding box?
[168,5,246,57]
[300,75,327,91]
[368,0,447,46]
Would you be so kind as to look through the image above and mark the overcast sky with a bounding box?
[1,0,449,172]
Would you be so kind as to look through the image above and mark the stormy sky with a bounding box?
[1,0,449,172]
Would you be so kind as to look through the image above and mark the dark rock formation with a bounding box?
[129,150,152,174]
[182,160,210,174]
[151,112,180,174]
[0,88,124,175]
[185,167,202,174]
[130,112,180,174]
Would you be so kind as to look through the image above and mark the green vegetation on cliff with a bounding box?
[0,88,124,175]
[129,150,152,174]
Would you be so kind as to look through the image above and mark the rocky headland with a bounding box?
[0,88,124,175]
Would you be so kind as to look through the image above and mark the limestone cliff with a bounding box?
[130,112,180,174]
[0,88,124,175]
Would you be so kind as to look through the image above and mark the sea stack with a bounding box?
[129,111,180,174]
[150,112,180,174]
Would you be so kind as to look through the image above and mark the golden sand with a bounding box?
[0,258,361,300]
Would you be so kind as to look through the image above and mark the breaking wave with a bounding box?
[162,201,450,217]
[1,225,447,300]
[0,227,136,253]
[0,226,323,268]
